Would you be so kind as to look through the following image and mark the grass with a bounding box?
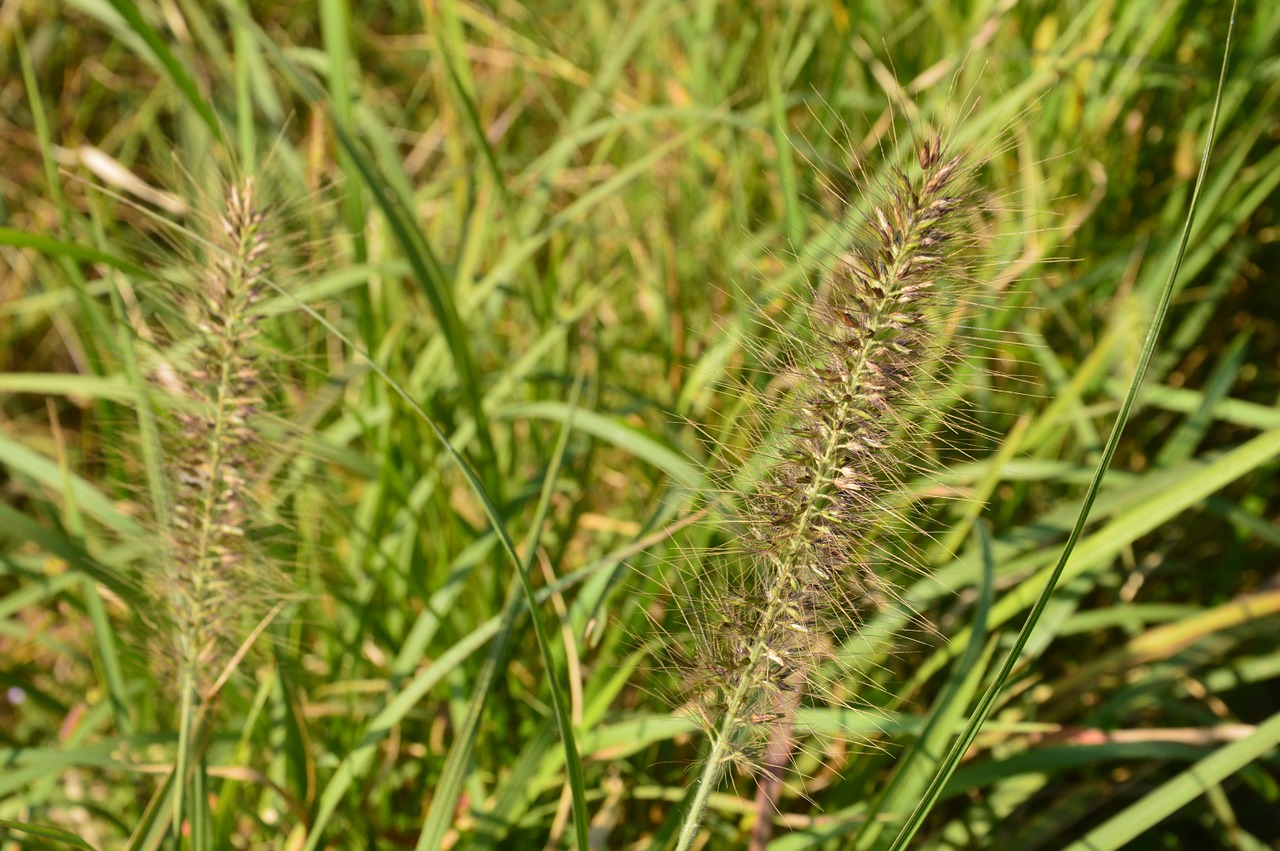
[1,1,1279,849]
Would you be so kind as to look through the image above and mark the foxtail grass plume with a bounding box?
[675,133,978,849]
[146,176,279,829]
[159,177,271,690]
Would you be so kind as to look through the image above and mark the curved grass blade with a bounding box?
[319,0,369,265]
[1060,710,1280,851]
[0,505,139,605]
[243,283,591,848]
[102,0,221,138]
[300,513,692,846]
[221,2,499,487]
[414,372,590,851]
[0,819,97,850]
[0,228,149,279]
[495,402,704,490]
[853,524,997,851]
[884,6,1239,849]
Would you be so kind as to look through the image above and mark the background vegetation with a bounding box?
[1,0,1277,848]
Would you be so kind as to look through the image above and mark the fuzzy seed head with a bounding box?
[153,177,274,692]
[685,133,975,770]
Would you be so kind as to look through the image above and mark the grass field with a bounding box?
[2,1,1279,849]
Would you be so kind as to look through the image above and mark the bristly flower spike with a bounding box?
[675,131,976,850]
[153,176,275,832]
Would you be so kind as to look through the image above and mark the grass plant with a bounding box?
[673,130,986,850]
[146,174,279,839]
[1,1,1278,850]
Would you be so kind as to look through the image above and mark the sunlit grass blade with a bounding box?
[319,0,369,263]
[495,402,705,490]
[0,818,97,850]
[1060,710,1280,851]
[300,512,690,845]
[101,0,221,138]
[0,505,139,604]
[223,1,499,483]
[415,372,590,851]
[0,228,149,279]
[908,427,1280,688]
[884,6,1240,849]
[853,524,997,851]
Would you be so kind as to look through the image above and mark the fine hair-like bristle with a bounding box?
[158,177,271,690]
[675,131,978,850]
[140,175,281,835]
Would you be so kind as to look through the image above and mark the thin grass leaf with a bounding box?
[0,433,142,538]
[415,373,590,851]
[911,426,1280,687]
[102,0,221,138]
[223,2,500,484]
[0,819,98,850]
[1127,381,1280,431]
[1061,710,1280,851]
[301,513,687,844]
[0,228,149,279]
[495,401,705,490]
[430,0,515,214]
[0,505,139,604]
[855,524,998,851]
[884,7,1240,849]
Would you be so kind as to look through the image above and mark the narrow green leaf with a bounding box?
[856,524,998,850]
[1061,711,1280,851]
[884,8,1240,848]
[0,818,98,850]
[416,373,590,851]
[0,228,149,279]
[496,401,704,490]
[103,0,221,137]
[224,5,499,486]
[300,518,678,845]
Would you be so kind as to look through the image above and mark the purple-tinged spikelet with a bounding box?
[156,177,271,693]
[676,134,976,849]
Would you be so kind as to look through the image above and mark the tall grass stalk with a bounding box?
[151,177,275,834]
[676,133,980,850]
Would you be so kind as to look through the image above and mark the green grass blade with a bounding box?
[431,0,515,213]
[767,55,802,248]
[415,373,590,851]
[884,6,1240,849]
[0,818,98,850]
[495,402,705,490]
[1061,710,1280,851]
[0,374,134,401]
[102,0,221,138]
[224,3,500,485]
[320,0,371,277]
[0,228,150,279]
[910,427,1280,686]
[249,241,602,848]
[855,524,998,850]
[300,520,675,845]
[1153,330,1250,467]
[0,433,141,538]
[0,505,138,605]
